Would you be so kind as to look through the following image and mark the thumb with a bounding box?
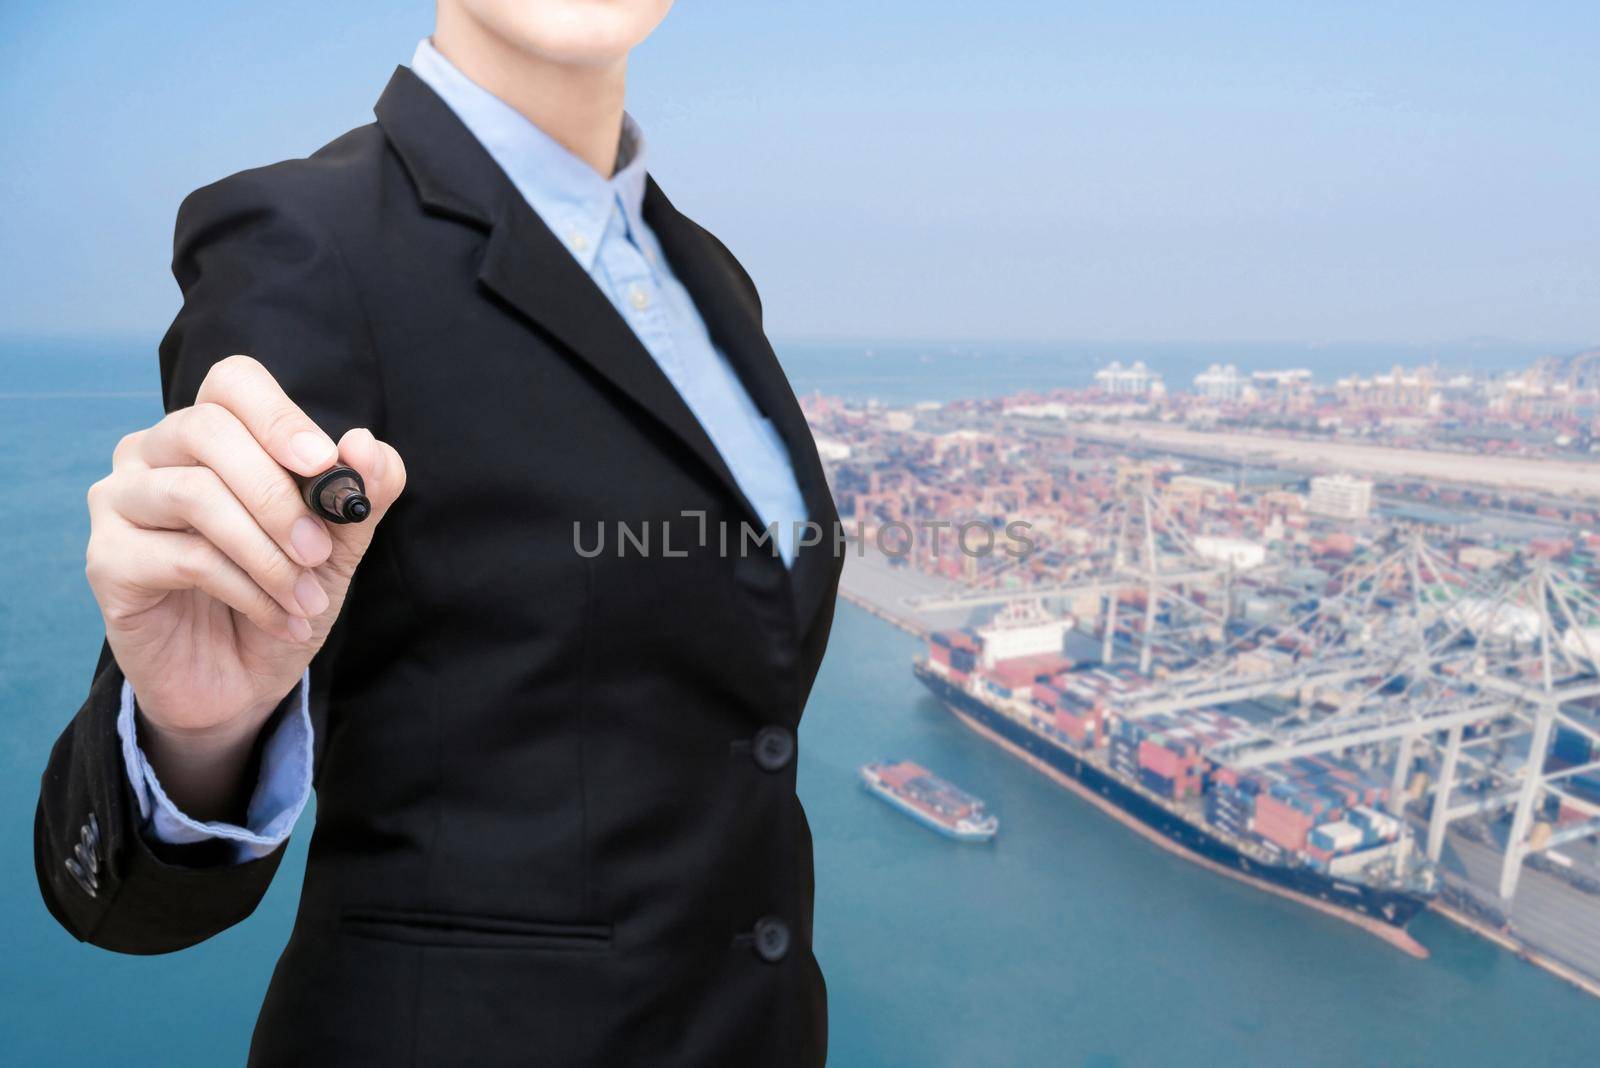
[320,427,407,583]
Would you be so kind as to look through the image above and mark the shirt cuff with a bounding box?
[116,671,313,864]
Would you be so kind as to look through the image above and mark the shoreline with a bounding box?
[837,587,929,639]
[1427,900,1600,1002]
[833,593,1600,997]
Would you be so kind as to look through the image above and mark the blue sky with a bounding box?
[1,1,1596,347]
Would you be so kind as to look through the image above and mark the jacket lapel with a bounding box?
[475,204,767,532]
[374,67,838,635]
[644,179,841,635]
[374,67,764,533]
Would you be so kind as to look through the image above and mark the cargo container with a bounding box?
[1254,793,1316,852]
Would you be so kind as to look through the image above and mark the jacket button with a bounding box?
[752,916,791,962]
[752,726,795,772]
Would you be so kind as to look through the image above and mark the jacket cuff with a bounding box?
[116,672,313,863]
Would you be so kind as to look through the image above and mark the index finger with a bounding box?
[194,354,339,477]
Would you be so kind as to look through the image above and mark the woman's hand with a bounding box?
[84,354,405,818]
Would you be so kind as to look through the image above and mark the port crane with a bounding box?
[904,484,1600,903]
[909,492,1250,675]
[1177,552,1600,901]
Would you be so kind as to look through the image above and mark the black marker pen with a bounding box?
[296,465,371,524]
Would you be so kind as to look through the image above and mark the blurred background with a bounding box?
[3,2,1598,1064]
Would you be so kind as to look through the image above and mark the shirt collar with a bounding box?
[410,37,648,271]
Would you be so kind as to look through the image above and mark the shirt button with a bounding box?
[752,726,795,772]
[751,916,791,963]
[628,284,651,311]
[567,231,589,253]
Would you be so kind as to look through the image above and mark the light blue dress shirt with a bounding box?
[122,37,809,859]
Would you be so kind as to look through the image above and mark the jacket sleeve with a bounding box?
[34,166,383,954]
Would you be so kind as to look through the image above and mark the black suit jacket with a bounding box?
[35,67,842,1067]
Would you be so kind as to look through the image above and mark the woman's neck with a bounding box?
[431,11,627,177]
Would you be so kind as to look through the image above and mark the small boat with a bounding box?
[859,760,999,841]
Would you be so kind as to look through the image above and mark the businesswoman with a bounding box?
[34,2,841,1064]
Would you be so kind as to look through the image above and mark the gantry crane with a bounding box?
[906,482,1600,903]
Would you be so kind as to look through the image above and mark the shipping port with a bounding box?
[807,359,1600,995]
[859,760,999,841]
[899,494,1600,961]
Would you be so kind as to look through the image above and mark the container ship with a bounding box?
[914,605,1435,955]
[860,760,999,842]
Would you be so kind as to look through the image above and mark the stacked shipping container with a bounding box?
[1032,664,1151,751]
[1113,708,1255,801]
[929,630,980,684]
[933,630,1405,871]
[1210,756,1394,865]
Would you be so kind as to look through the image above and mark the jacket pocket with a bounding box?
[340,907,613,953]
